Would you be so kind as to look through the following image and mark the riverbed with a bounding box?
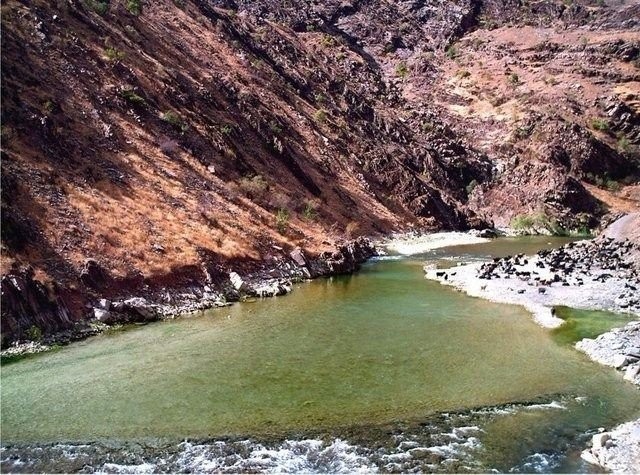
[2,237,639,473]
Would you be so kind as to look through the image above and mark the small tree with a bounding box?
[395,62,409,78]
[126,0,141,15]
[276,208,290,234]
[314,109,327,124]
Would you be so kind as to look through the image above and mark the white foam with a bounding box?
[513,452,561,472]
[98,462,156,474]
[525,401,567,411]
[425,436,482,458]
[383,232,490,255]
[175,438,377,474]
[369,255,405,261]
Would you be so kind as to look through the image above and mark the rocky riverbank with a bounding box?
[424,235,640,327]
[576,320,640,473]
[1,238,377,359]
[576,321,640,385]
[424,213,640,473]
[580,419,640,473]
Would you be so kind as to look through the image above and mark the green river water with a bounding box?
[1,236,639,473]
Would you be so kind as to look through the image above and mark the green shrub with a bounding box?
[605,179,621,192]
[86,0,109,15]
[105,47,125,61]
[590,118,609,132]
[161,111,188,132]
[302,199,319,221]
[320,34,336,47]
[120,89,146,106]
[269,120,283,134]
[465,179,478,195]
[276,208,290,234]
[314,109,327,124]
[456,69,471,78]
[42,100,55,115]
[421,121,435,133]
[25,325,43,342]
[513,124,533,140]
[126,0,141,15]
[445,44,459,59]
[508,72,520,86]
[618,136,630,153]
[238,175,269,199]
[511,212,567,235]
[395,62,409,78]
[220,124,234,135]
[511,214,535,230]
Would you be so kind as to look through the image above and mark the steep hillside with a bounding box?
[1,0,639,345]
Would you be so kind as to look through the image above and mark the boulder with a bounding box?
[229,272,245,291]
[290,247,307,266]
[122,297,157,320]
[93,308,112,322]
[580,449,600,466]
[79,259,109,289]
[592,432,611,450]
[624,364,640,382]
[478,228,498,238]
[613,353,631,369]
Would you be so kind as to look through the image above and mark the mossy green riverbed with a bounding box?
[2,237,638,473]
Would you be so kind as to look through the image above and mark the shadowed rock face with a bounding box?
[1,0,638,341]
[1,269,75,345]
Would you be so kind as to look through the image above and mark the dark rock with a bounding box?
[79,259,110,290]
[290,247,307,267]
[1,269,77,347]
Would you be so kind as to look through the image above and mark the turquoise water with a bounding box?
[1,237,638,472]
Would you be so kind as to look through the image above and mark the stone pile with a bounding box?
[473,237,640,314]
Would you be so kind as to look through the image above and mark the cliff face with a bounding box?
[1,0,639,344]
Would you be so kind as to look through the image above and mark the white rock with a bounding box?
[98,298,111,310]
[624,364,640,382]
[592,432,611,450]
[93,308,111,322]
[613,354,630,369]
[229,272,244,290]
[124,297,148,306]
[580,449,600,466]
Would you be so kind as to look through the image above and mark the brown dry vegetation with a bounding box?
[1,0,413,286]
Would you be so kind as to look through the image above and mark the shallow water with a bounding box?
[552,306,636,346]
[2,236,638,473]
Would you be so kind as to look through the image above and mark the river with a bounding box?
[2,236,639,473]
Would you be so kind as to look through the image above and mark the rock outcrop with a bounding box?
[0,267,76,346]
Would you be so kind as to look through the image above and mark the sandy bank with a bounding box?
[381,232,491,255]
[424,237,640,327]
